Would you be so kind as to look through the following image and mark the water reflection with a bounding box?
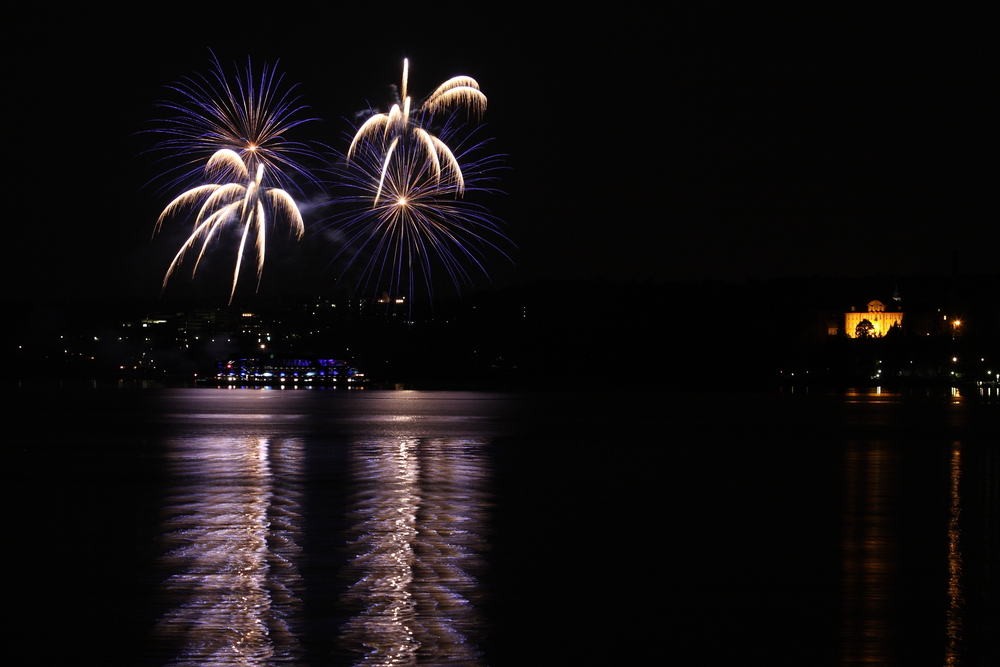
[156,435,305,664]
[945,443,963,666]
[339,437,489,666]
[841,440,897,665]
[843,387,901,404]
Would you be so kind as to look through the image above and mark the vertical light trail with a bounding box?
[339,436,489,666]
[841,441,896,666]
[945,442,964,666]
[155,435,305,664]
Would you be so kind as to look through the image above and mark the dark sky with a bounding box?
[8,5,996,302]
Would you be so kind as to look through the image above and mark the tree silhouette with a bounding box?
[855,319,875,338]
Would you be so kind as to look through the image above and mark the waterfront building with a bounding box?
[844,299,904,338]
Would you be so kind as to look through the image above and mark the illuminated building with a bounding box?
[216,357,366,385]
[844,299,904,339]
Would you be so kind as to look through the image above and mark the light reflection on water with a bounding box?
[338,437,489,666]
[130,389,998,665]
[945,443,963,666]
[156,435,305,664]
[153,390,493,666]
[841,440,897,665]
[836,391,996,666]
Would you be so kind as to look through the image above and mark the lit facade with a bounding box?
[216,357,366,385]
[844,300,904,338]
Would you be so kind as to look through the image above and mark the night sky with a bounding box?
[9,5,996,302]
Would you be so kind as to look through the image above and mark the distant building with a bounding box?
[907,309,962,338]
[844,299,904,338]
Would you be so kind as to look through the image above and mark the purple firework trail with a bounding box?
[146,51,324,196]
[147,53,321,302]
[326,114,511,308]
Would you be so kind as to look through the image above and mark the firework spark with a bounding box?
[347,59,487,203]
[156,149,304,303]
[329,116,509,306]
[148,52,323,194]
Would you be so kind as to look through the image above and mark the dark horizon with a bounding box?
[6,272,998,393]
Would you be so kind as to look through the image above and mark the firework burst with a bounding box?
[148,52,323,195]
[156,149,304,303]
[328,115,510,306]
[347,59,487,203]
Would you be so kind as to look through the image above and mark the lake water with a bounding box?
[11,388,999,665]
